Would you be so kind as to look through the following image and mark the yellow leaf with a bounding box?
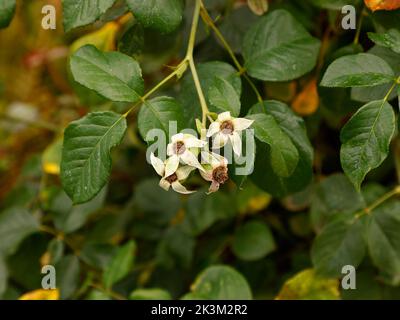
[292,79,319,116]
[276,269,340,300]
[70,21,119,54]
[364,0,400,11]
[247,0,269,16]
[19,289,60,300]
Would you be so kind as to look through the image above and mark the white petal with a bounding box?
[150,153,165,176]
[207,181,220,194]
[200,168,213,181]
[176,166,195,180]
[171,133,184,143]
[230,132,242,157]
[233,118,254,131]
[218,111,232,122]
[167,143,175,156]
[165,155,179,177]
[159,179,171,191]
[180,150,205,172]
[212,132,228,149]
[171,181,196,194]
[206,122,221,137]
[201,151,227,167]
[185,136,207,148]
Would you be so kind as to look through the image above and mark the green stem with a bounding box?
[383,76,400,102]
[199,1,263,103]
[187,0,209,129]
[355,186,400,218]
[353,7,366,45]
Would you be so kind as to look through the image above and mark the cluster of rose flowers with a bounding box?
[150,112,254,194]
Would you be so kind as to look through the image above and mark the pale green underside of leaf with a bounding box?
[312,217,366,277]
[247,113,299,178]
[126,0,183,34]
[0,0,15,28]
[320,53,395,87]
[340,100,395,191]
[243,9,321,81]
[138,96,184,143]
[62,0,116,32]
[70,45,144,103]
[367,201,400,281]
[61,111,127,204]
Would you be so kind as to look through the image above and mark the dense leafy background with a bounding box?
[0,0,400,300]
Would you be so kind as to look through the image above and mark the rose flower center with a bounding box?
[174,141,186,155]
[220,120,234,135]
[165,173,178,184]
[212,166,229,184]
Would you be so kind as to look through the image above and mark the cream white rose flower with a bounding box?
[200,151,229,194]
[150,153,196,194]
[206,111,254,156]
[165,133,206,177]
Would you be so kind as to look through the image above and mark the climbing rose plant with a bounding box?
[0,0,400,301]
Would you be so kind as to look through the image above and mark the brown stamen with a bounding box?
[212,166,229,184]
[165,173,178,184]
[220,120,234,135]
[174,141,186,155]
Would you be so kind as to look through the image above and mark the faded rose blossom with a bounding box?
[200,151,229,194]
[165,133,206,177]
[150,153,196,194]
[207,111,254,156]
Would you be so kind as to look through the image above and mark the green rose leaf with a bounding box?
[62,0,116,32]
[320,53,395,87]
[61,111,127,204]
[247,113,299,178]
[0,0,16,28]
[0,207,39,256]
[243,9,321,81]
[189,265,252,300]
[248,101,313,197]
[367,201,400,283]
[208,76,241,117]
[70,45,144,103]
[351,46,400,103]
[126,0,183,34]
[311,216,366,277]
[103,241,136,289]
[138,96,185,143]
[368,29,400,55]
[340,100,395,191]
[232,221,275,261]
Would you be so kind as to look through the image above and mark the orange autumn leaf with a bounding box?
[364,0,400,11]
[19,289,60,300]
[292,79,319,116]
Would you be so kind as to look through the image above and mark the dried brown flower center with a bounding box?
[212,166,229,184]
[174,141,186,155]
[220,120,234,135]
[165,173,178,184]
